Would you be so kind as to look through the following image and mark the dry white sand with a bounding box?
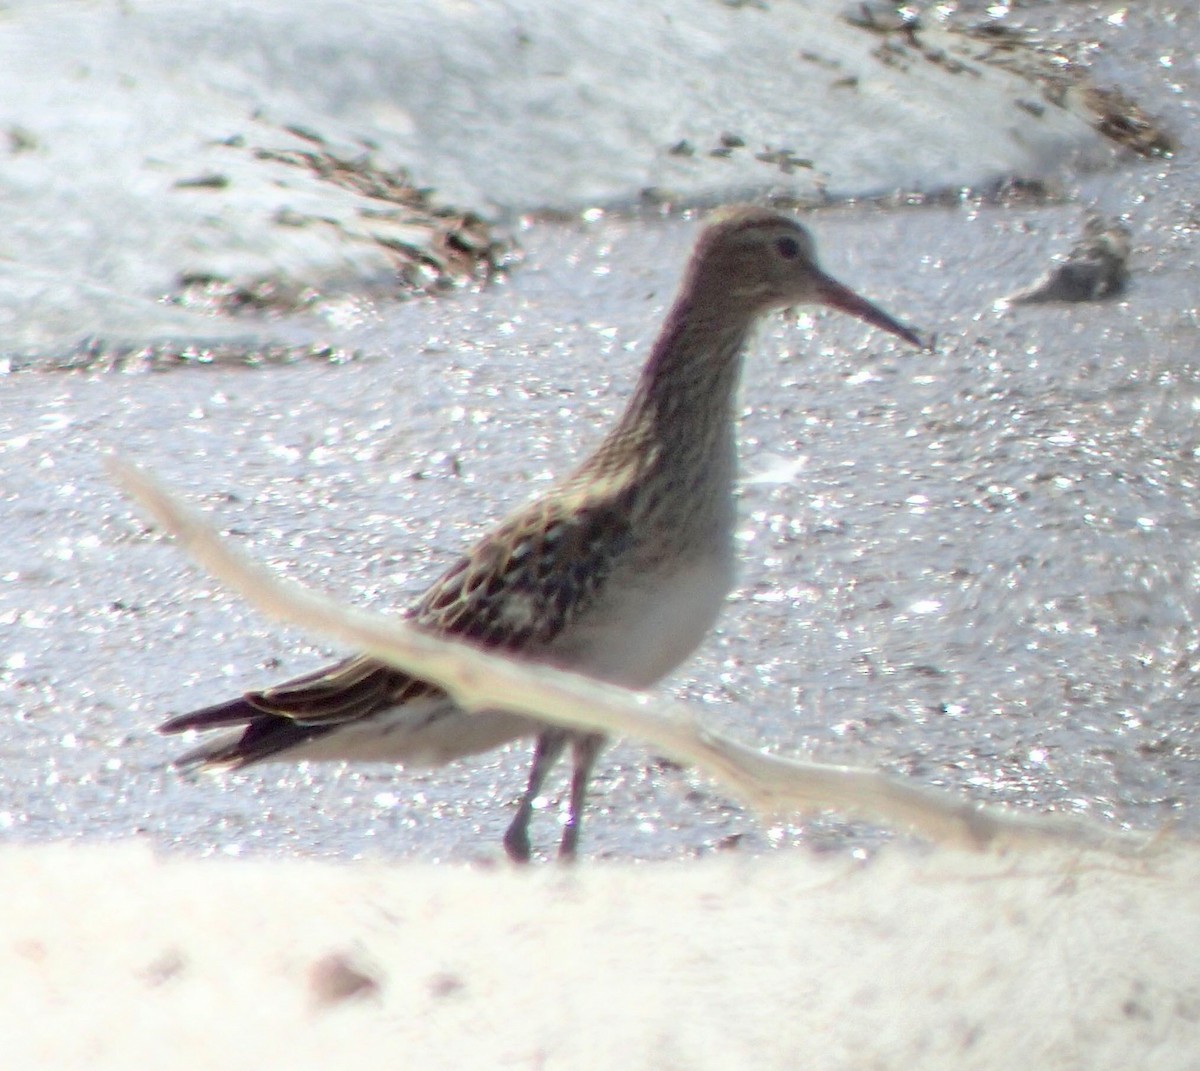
[4,839,1196,1070]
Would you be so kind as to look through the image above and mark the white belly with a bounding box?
[561,554,736,688]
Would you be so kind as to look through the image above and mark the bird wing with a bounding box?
[178,490,634,733]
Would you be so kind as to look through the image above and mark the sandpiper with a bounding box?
[161,206,922,861]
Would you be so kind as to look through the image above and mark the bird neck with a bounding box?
[577,292,756,500]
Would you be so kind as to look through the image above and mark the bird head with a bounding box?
[689,206,923,348]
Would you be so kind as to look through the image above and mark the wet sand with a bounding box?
[2,2,1200,1066]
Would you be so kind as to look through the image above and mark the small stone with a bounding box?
[309,951,384,1007]
[1004,216,1132,305]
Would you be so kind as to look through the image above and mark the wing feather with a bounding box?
[161,489,634,759]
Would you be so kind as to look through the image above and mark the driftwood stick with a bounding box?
[109,456,1153,856]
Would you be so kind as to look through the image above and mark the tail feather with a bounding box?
[172,718,331,770]
[160,696,261,735]
[161,696,332,769]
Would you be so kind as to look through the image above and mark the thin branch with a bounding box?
[109,456,1154,856]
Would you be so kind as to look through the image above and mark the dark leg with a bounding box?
[558,733,606,861]
[504,730,568,863]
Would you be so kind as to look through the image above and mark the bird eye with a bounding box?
[775,236,800,259]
